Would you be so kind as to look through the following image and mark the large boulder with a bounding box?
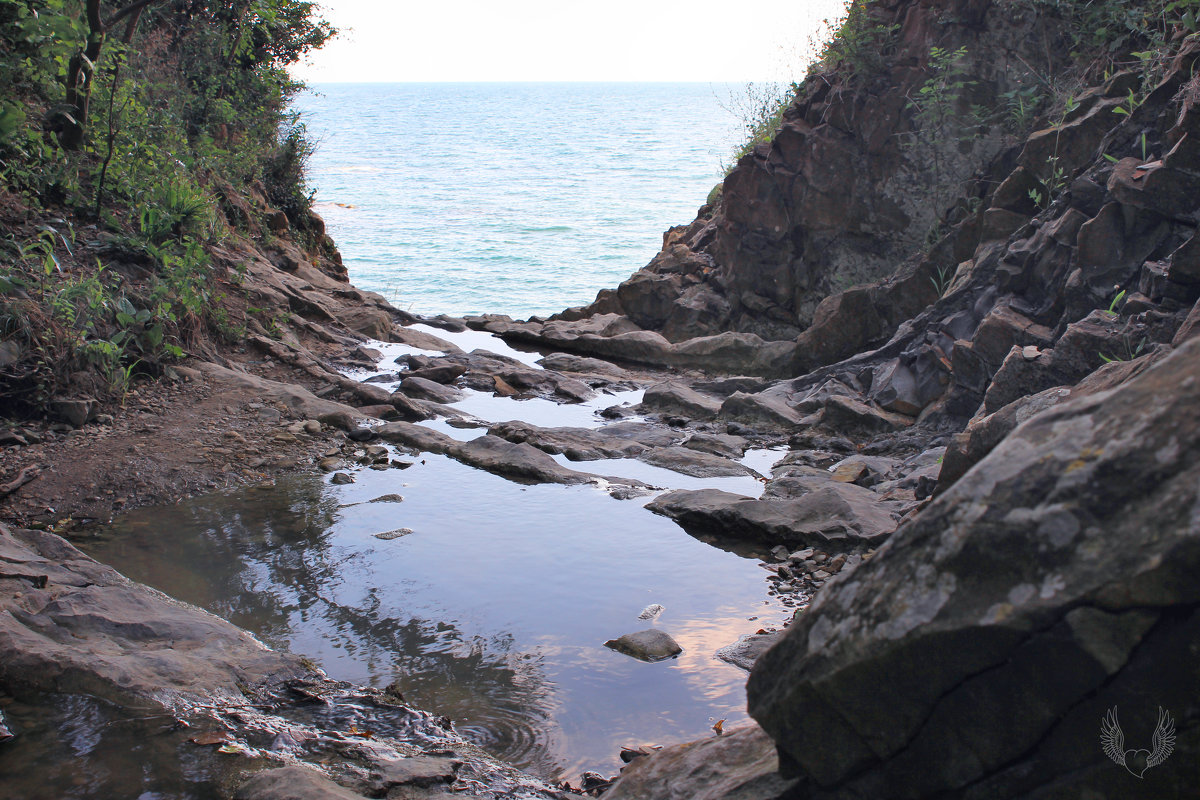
[0,525,309,705]
[746,338,1200,799]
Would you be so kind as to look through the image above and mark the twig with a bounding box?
[0,465,41,496]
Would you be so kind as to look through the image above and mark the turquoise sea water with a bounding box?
[293,83,740,318]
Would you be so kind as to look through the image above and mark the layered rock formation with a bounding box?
[577,1,1200,798]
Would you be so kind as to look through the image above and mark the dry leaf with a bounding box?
[191,731,230,746]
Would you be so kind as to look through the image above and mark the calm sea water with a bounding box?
[292,83,741,318]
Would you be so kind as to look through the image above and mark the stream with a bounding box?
[72,327,794,783]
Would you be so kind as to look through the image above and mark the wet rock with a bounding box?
[373,529,412,540]
[405,363,467,384]
[364,755,462,792]
[376,422,456,455]
[391,326,464,354]
[681,432,747,459]
[487,420,646,460]
[598,420,685,448]
[349,345,383,364]
[0,708,11,742]
[620,744,664,763]
[388,392,436,422]
[639,381,722,419]
[397,376,463,404]
[346,427,377,442]
[537,352,630,378]
[492,365,593,402]
[716,631,782,671]
[639,447,754,478]
[747,338,1200,799]
[451,435,596,485]
[235,766,368,800]
[647,484,898,548]
[604,629,682,662]
[604,723,796,800]
[330,472,354,485]
[638,604,665,621]
[719,391,805,429]
[0,525,310,704]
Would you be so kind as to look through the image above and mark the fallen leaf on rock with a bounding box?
[191,731,231,746]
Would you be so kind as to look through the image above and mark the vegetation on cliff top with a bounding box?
[726,0,1200,175]
[0,0,332,416]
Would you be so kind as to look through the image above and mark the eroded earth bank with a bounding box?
[3,0,1200,798]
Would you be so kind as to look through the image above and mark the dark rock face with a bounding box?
[746,340,1200,799]
[550,1,1076,349]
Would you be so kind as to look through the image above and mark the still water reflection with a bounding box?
[83,455,790,780]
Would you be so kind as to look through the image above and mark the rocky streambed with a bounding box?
[0,316,939,799]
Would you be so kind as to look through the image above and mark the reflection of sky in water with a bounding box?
[0,692,233,799]
[86,454,791,781]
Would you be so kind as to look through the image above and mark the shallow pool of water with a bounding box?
[0,691,237,799]
[83,455,789,781]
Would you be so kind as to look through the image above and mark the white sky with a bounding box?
[292,0,849,83]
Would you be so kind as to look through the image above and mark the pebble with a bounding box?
[373,528,413,540]
[637,604,665,621]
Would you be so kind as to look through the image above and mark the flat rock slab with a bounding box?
[488,420,647,460]
[391,326,464,354]
[647,487,898,547]
[715,632,782,672]
[235,766,369,800]
[377,422,652,489]
[366,755,462,791]
[0,525,309,705]
[604,723,796,800]
[638,381,723,419]
[398,376,463,404]
[604,629,683,662]
[639,446,754,478]
[197,362,364,424]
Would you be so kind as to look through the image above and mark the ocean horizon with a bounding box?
[292,81,748,319]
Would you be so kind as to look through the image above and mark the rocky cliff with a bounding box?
[542,0,1200,797]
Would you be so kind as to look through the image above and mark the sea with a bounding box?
[291,82,744,318]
